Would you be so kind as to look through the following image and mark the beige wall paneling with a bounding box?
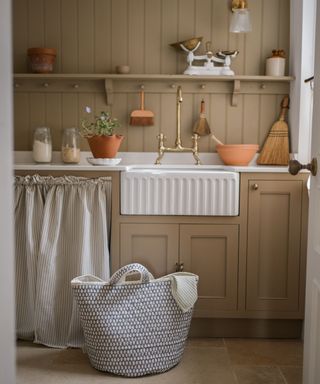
[278,0,290,75]
[246,180,303,313]
[128,0,144,74]
[78,0,94,73]
[94,0,112,73]
[142,93,161,152]
[160,93,177,147]
[180,224,239,316]
[261,0,280,75]
[14,93,30,150]
[244,0,262,75]
[180,92,194,148]
[258,94,278,146]
[61,93,80,149]
[145,0,161,74]
[243,95,260,144]
[226,95,243,144]
[13,0,28,72]
[195,0,212,56]
[45,94,62,151]
[78,93,95,150]
[29,93,46,139]
[177,0,195,74]
[111,93,128,151]
[44,0,61,73]
[161,0,178,74]
[61,0,78,72]
[209,93,227,150]
[120,223,179,277]
[211,0,228,58]
[28,0,45,48]
[111,0,128,73]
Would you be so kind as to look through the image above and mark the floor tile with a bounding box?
[233,366,286,384]
[16,341,237,384]
[186,337,225,348]
[225,339,303,366]
[279,366,303,384]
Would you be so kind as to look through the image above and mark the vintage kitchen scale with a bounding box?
[171,37,238,76]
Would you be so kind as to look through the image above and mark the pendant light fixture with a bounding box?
[230,0,252,33]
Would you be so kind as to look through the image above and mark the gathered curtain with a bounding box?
[15,175,112,348]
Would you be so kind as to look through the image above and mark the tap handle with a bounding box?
[192,133,199,149]
[157,133,166,144]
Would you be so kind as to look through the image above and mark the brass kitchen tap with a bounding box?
[155,86,201,165]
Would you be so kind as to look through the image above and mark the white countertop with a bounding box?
[14,151,292,173]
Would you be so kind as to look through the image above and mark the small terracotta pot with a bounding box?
[27,47,57,73]
[87,135,124,158]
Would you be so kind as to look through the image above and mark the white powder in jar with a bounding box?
[33,140,52,163]
[62,146,81,163]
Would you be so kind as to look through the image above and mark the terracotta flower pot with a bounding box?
[87,135,124,158]
[27,47,57,73]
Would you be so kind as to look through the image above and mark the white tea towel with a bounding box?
[164,272,199,313]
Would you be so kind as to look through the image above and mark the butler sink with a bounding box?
[121,166,239,216]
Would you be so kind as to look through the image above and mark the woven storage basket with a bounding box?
[71,263,197,377]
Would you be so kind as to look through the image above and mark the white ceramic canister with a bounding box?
[266,50,286,77]
[33,127,52,163]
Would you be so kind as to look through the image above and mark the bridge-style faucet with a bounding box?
[155,86,201,165]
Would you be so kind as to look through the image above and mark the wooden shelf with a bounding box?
[13,73,294,107]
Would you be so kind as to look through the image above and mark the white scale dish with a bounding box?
[87,157,122,166]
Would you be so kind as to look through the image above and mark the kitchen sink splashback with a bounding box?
[121,169,239,216]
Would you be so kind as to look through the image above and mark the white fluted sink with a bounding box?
[121,166,239,216]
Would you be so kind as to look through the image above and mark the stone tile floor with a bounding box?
[17,338,303,384]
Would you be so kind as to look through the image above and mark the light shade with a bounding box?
[230,8,252,33]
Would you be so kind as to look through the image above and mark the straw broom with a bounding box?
[257,96,290,165]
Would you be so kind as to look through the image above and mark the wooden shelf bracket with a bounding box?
[232,79,241,107]
[104,79,114,105]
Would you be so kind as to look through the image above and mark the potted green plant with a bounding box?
[80,107,123,158]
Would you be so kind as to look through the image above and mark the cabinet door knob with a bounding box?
[289,158,317,176]
[252,183,259,190]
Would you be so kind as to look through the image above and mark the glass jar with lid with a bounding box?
[61,127,81,163]
[32,127,52,163]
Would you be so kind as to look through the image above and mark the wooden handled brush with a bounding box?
[193,99,211,136]
[130,90,154,126]
[257,96,290,165]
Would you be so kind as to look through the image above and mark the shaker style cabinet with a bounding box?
[246,180,304,315]
[119,223,239,317]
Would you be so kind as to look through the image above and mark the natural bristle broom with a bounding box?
[130,90,154,126]
[257,96,290,165]
[193,99,211,136]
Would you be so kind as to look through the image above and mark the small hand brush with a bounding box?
[193,99,211,136]
[130,90,154,126]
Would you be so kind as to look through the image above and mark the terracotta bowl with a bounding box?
[216,144,259,166]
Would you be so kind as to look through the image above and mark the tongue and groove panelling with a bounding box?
[13,0,290,152]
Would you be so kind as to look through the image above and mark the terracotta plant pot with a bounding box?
[27,47,57,73]
[216,144,259,166]
[87,135,124,158]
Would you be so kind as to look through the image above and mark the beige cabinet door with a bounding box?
[120,223,179,277]
[180,224,239,317]
[246,180,303,313]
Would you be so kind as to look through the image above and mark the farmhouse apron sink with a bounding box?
[121,168,239,216]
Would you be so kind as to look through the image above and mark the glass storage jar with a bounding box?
[32,127,52,163]
[61,128,81,163]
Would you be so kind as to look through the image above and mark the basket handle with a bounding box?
[109,263,153,285]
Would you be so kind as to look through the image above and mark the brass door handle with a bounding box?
[289,158,317,176]
[252,183,259,190]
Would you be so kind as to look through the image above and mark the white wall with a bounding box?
[290,0,316,162]
[0,0,16,382]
